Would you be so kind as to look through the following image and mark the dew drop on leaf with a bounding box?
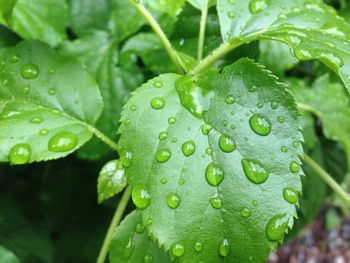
[30,117,43,124]
[210,197,222,209]
[130,105,137,111]
[9,143,31,165]
[182,140,196,157]
[135,223,145,234]
[171,243,185,257]
[205,147,213,155]
[48,88,56,95]
[249,113,272,136]
[290,161,300,173]
[121,151,133,167]
[132,184,151,210]
[283,187,298,204]
[159,132,168,140]
[219,135,236,153]
[240,207,252,218]
[21,85,30,95]
[271,101,278,109]
[227,11,235,19]
[160,178,167,184]
[257,102,264,108]
[21,63,39,79]
[156,149,171,163]
[48,131,78,152]
[205,163,225,186]
[122,238,135,260]
[277,116,285,123]
[166,192,181,209]
[151,97,165,110]
[194,242,203,252]
[292,141,300,148]
[168,117,176,125]
[280,146,288,153]
[201,123,212,135]
[178,178,185,185]
[11,55,20,63]
[39,129,49,136]
[218,239,231,257]
[144,254,153,263]
[265,214,289,242]
[153,80,163,88]
[241,158,269,184]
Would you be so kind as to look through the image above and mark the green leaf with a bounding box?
[118,59,303,262]
[146,0,186,17]
[0,0,68,46]
[217,0,350,93]
[291,74,350,168]
[187,0,216,10]
[0,0,17,22]
[0,26,20,50]
[98,160,127,204]
[0,41,103,164]
[0,245,21,263]
[109,211,172,263]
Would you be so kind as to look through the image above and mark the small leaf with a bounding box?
[217,0,350,93]
[0,245,21,263]
[0,0,69,46]
[118,59,303,262]
[109,211,172,263]
[0,41,103,164]
[98,160,127,204]
[146,0,186,17]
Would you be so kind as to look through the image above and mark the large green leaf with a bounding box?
[109,211,172,263]
[0,0,68,46]
[0,245,21,263]
[217,0,350,93]
[118,59,303,262]
[187,0,216,10]
[291,75,350,168]
[0,41,103,164]
[146,0,186,17]
[0,0,17,22]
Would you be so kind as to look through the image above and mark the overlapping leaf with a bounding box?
[0,41,103,164]
[118,59,303,262]
[0,245,21,263]
[217,0,350,93]
[109,211,172,263]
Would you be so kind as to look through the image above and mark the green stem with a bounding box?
[304,154,350,206]
[85,124,119,153]
[129,1,184,74]
[191,38,244,75]
[97,187,132,263]
[197,0,209,61]
[297,102,317,115]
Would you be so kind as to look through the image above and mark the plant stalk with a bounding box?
[96,186,132,263]
[197,0,209,61]
[85,124,119,153]
[304,154,350,206]
[129,1,184,73]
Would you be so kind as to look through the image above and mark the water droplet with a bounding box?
[11,54,20,63]
[222,120,228,126]
[219,135,236,153]
[122,238,135,260]
[135,223,145,234]
[48,88,56,96]
[227,11,235,19]
[194,242,203,252]
[156,149,171,163]
[218,239,230,257]
[39,129,49,136]
[30,117,43,124]
[210,197,222,209]
[205,147,213,155]
[240,207,252,218]
[230,124,236,130]
[281,146,288,153]
[249,113,272,136]
[257,102,264,108]
[151,97,165,110]
[242,158,269,184]
[21,85,30,95]
[182,140,196,157]
[248,85,258,92]
[266,214,289,242]
[178,178,185,185]
[159,132,168,140]
[225,95,235,104]
[21,63,39,79]
[283,187,298,204]
[48,131,78,152]
[168,117,176,125]
[49,69,56,74]
[160,178,167,184]
[277,116,285,123]
[132,184,151,209]
[290,161,300,173]
[166,192,181,209]
[252,200,258,207]
[9,143,31,165]
[121,151,133,167]
[144,254,153,263]
[205,163,225,186]
[153,80,163,88]
[171,243,185,257]
[271,102,278,109]
[201,123,212,135]
[292,141,300,148]
[130,105,137,111]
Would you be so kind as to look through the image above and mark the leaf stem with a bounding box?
[85,124,119,153]
[191,38,244,75]
[96,186,132,263]
[303,154,350,206]
[197,0,209,61]
[129,0,184,74]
